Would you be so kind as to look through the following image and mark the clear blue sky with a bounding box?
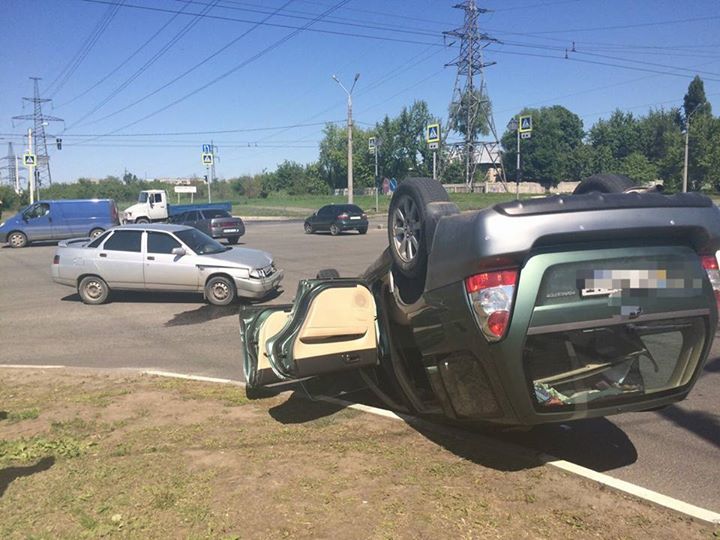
[1,0,718,182]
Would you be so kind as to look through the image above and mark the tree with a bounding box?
[501,105,585,185]
[588,110,641,161]
[683,75,712,120]
[448,88,492,141]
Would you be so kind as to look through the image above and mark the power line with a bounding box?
[55,0,196,109]
[68,0,353,146]
[66,0,221,129]
[47,1,125,98]
[69,0,297,130]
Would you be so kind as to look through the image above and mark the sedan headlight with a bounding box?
[250,263,276,279]
[0,221,5,228]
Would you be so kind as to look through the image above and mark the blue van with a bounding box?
[0,199,119,248]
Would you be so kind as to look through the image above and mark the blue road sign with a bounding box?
[202,144,212,153]
[519,115,533,133]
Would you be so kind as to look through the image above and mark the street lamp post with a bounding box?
[333,73,360,204]
[682,105,701,193]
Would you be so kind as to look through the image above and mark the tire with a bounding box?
[358,227,368,235]
[205,275,236,306]
[304,222,314,234]
[316,268,340,280]
[573,174,636,194]
[78,275,110,305]
[387,178,449,279]
[135,217,150,224]
[7,231,27,248]
[227,237,240,245]
[330,223,340,236]
[89,228,104,240]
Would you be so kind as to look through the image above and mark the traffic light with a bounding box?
[56,138,62,150]
[204,175,208,184]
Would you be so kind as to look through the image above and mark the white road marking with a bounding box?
[0,364,66,369]
[5,365,719,525]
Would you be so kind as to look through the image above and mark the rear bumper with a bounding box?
[210,224,245,238]
[337,219,368,230]
[234,269,284,299]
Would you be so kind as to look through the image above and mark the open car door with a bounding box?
[241,279,379,390]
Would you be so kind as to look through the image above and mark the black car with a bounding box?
[304,204,368,235]
[168,208,245,244]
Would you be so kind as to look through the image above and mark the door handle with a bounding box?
[147,256,155,261]
[99,253,107,258]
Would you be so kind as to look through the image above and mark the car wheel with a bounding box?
[304,222,314,234]
[227,237,240,245]
[330,224,340,236]
[78,275,110,305]
[205,276,236,306]
[89,228,104,240]
[358,226,368,235]
[573,174,635,194]
[388,178,449,279]
[135,217,150,224]
[316,268,340,279]
[8,231,27,248]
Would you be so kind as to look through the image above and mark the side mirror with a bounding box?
[171,247,186,256]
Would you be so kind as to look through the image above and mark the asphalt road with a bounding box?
[1,221,718,512]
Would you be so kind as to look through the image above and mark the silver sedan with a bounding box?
[51,223,284,306]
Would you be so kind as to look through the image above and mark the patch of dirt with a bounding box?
[0,368,715,539]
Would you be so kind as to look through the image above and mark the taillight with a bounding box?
[362,213,367,219]
[701,255,720,310]
[464,269,518,342]
[53,255,60,265]
[337,213,349,219]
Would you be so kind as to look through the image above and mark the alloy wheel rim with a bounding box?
[392,195,421,263]
[10,234,23,247]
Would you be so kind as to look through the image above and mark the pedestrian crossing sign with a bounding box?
[519,115,533,133]
[23,153,36,166]
[202,152,213,166]
[426,123,440,143]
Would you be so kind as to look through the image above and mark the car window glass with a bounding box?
[169,212,185,223]
[186,211,199,221]
[202,209,229,219]
[318,206,331,217]
[88,230,111,248]
[153,193,163,203]
[23,203,50,219]
[103,230,142,252]
[147,232,181,254]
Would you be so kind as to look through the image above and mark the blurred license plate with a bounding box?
[350,216,360,220]
[224,228,239,233]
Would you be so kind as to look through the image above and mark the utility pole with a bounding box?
[682,105,700,193]
[12,77,63,189]
[333,73,360,204]
[27,128,35,204]
[444,1,506,192]
[0,142,18,189]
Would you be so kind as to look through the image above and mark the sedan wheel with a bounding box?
[391,194,422,265]
[330,224,340,236]
[78,276,110,305]
[304,222,313,234]
[89,228,104,240]
[8,231,27,248]
[205,276,236,306]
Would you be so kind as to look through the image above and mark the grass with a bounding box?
[0,369,715,539]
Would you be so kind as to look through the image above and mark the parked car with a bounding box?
[0,199,120,248]
[168,208,245,244]
[304,204,368,235]
[241,178,720,427]
[122,189,232,224]
[51,223,283,306]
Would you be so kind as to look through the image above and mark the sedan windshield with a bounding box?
[203,209,231,219]
[175,228,226,255]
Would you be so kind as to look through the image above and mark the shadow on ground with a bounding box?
[62,291,201,304]
[0,457,55,498]
[0,411,7,421]
[658,404,720,449]
[165,304,238,327]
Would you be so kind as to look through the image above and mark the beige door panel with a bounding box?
[258,310,290,372]
[293,285,377,361]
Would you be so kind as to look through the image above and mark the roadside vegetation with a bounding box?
[0,369,716,539]
[1,76,716,217]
